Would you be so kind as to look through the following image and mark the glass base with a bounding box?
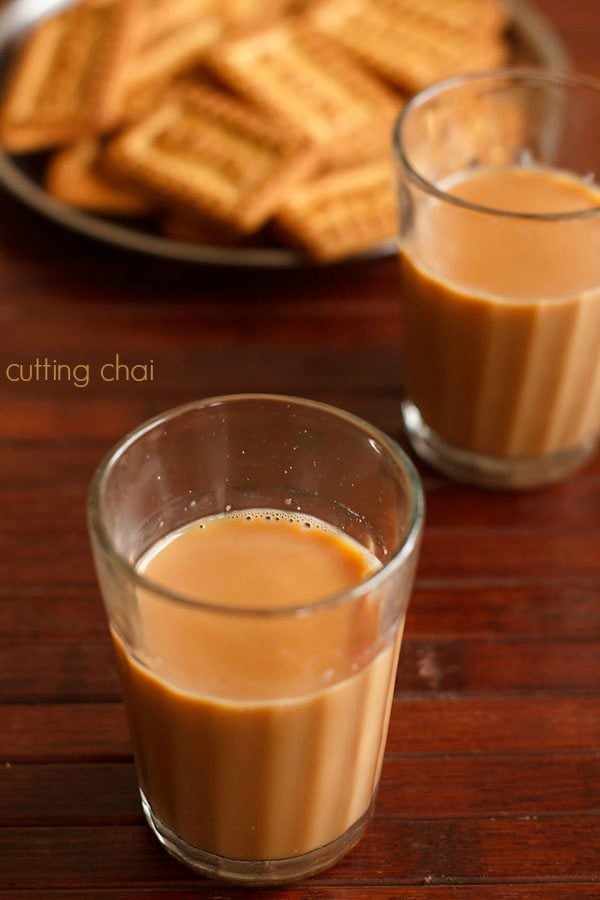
[401,400,597,489]
[141,790,374,885]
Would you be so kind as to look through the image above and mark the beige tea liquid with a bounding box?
[114,509,402,861]
[401,164,600,458]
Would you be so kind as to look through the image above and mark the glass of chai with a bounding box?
[393,69,600,488]
[87,394,424,884]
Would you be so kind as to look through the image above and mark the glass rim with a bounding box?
[392,67,600,222]
[87,393,425,618]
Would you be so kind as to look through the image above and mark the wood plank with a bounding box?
[2,636,600,702]
[3,753,599,826]
[0,347,404,401]
[2,697,599,762]
[0,643,121,702]
[406,585,600,638]
[0,400,152,441]
[418,530,600,582]
[0,587,106,640]
[0,294,404,348]
[423,479,600,526]
[0,763,141,826]
[2,453,600,518]
[379,753,600,819]
[1,705,131,762]
[1,584,596,641]
[2,888,600,899]
[0,198,403,326]
[389,696,600,755]
[398,637,600,693]
[0,442,109,487]
[0,542,96,588]
[1,817,599,888]
[2,526,600,588]
[3,484,600,546]
[419,522,600,585]
[0,393,403,483]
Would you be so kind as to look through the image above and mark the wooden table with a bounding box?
[1,1,599,896]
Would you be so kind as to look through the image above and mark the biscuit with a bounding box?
[120,77,174,125]
[0,0,518,262]
[45,139,154,214]
[0,0,142,152]
[125,0,224,94]
[105,84,319,232]
[161,208,275,248]
[390,0,509,37]
[206,23,400,152]
[222,0,296,30]
[323,97,404,169]
[305,0,510,95]
[139,0,219,45]
[276,160,396,261]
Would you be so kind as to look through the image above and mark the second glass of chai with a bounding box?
[394,69,600,488]
[87,394,424,884]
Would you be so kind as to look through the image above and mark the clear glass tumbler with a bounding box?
[393,69,600,488]
[87,394,424,884]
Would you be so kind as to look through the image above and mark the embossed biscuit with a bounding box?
[206,22,399,151]
[323,95,404,169]
[386,0,510,37]
[120,0,227,126]
[305,0,509,95]
[276,160,396,261]
[0,0,142,152]
[222,0,297,30]
[105,84,319,232]
[46,139,154,214]
[161,209,275,249]
[124,0,224,95]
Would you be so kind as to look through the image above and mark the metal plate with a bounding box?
[0,0,569,268]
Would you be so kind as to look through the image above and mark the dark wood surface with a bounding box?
[1,1,599,896]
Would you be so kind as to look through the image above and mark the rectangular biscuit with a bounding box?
[104,84,319,232]
[206,22,400,151]
[161,208,273,247]
[385,0,510,37]
[222,0,297,30]
[138,0,219,46]
[275,160,396,261]
[305,0,510,95]
[0,0,142,152]
[323,94,404,169]
[125,0,224,93]
[45,139,154,214]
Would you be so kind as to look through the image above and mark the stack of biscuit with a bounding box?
[0,0,511,262]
